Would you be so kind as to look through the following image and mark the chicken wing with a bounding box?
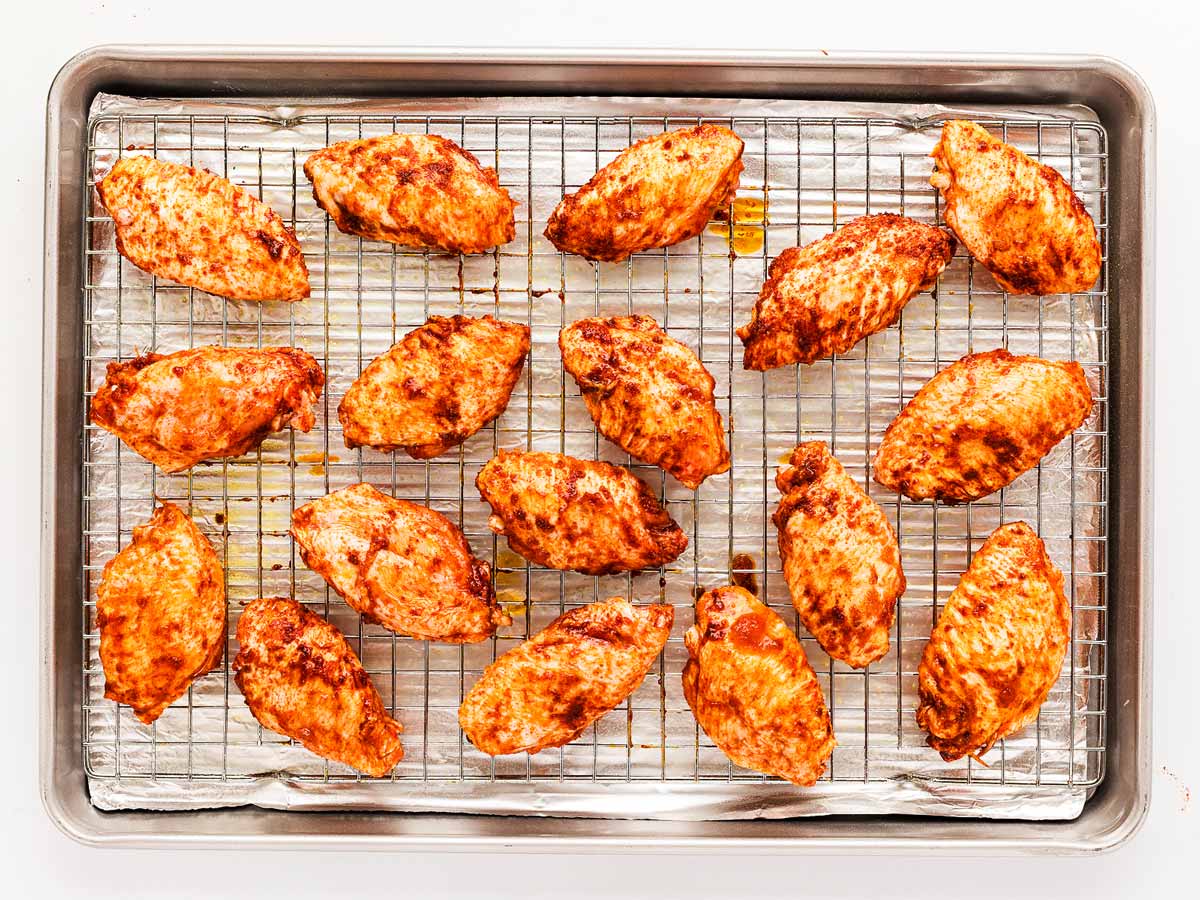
[930,120,1102,295]
[872,348,1093,503]
[304,133,516,254]
[737,214,954,370]
[291,483,509,643]
[459,597,673,755]
[96,156,309,302]
[559,315,730,489]
[683,585,836,786]
[338,314,529,458]
[90,345,324,473]
[233,597,404,777]
[96,502,225,724]
[774,443,905,668]
[916,521,1069,761]
[475,450,688,575]
[544,124,744,262]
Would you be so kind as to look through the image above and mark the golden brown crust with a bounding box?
[683,585,836,786]
[290,483,509,643]
[458,598,673,755]
[544,124,744,262]
[304,133,516,254]
[95,156,310,302]
[737,214,954,370]
[89,345,325,473]
[338,315,530,458]
[773,443,905,668]
[930,120,1102,295]
[96,502,225,724]
[559,315,730,489]
[872,348,1093,503]
[233,597,404,777]
[916,522,1070,761]
[475,450,688,576]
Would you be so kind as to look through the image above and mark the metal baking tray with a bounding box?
[42,46,1154,853]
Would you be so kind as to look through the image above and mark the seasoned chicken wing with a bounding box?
[90,345,324,473]
[916,521,1069,761]
[459,597,673,755]
[475,450,688,575]
[683,585,836,786]
[774,443,905,668]
[559,315,730,489]
[291,483,509,643]
[96,156,310,302]
[872,348,1093,503]
[96,502,225,724]
[930,120,1102,295]
[737,214,954,370]
[544,124,744,262]
[338,315,530,458]
[233,597,404,777]
[304,133,516,254]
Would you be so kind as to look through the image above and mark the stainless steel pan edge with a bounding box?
[41,46,1155,854]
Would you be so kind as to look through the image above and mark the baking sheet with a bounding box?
[81,92,1107,819]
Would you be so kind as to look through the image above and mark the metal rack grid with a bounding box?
[79,105,1108,796]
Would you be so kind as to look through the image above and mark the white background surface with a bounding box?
[4,2,1192,897]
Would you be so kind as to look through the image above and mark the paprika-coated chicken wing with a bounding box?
[96,502,225,724]
[737,214,954,370]
[683,585,836,786]
[338,315,530,459]
[90,345,324,473]
[544,124,744,262]
[930,120,1102,295]
[96,156,310,302]
[774,443,905,668]
[916,521,1070,761]
[459,597,673,755]
[475,450,688,575]
[559,315,730,489]
[304,133,516,254]
[872,348,1093,503]
[291,483,509,643]
[233,598,404,777]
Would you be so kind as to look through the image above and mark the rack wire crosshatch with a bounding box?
[79,97,1109,812]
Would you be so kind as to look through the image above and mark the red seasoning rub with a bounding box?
[872,348,1093,504]
[90,345,324,474]
[96,156,310,301]
[930,120,1102,295]
[738,214,954,370]
[545,124,744,262]
[304,133,516,254]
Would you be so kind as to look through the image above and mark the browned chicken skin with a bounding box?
[544,124,744,262]
[96,502,225,724]
[737,214,954,370]
[233,597,404,777]
[930,120,1102,295]
[475,450,687,575]
[338,314,529,458]
[90,345,324,473]
[304,133,516,254]
[916,522,1070,761]
[96,156,310,302]
[872,348,1093,503]
[774,443,905,668]
[683,585,836,786]
[559,315,730,489]
[291,483,509,643]
[459,597,673,755]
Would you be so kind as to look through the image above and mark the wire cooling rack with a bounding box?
[80,101,1108,802]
